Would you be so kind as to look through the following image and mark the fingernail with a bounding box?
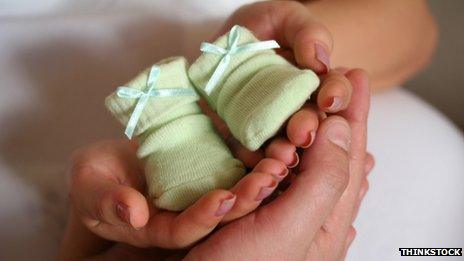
[327,121,351,152]
[326,96,342,112]
[288,152,299,168]
[315,43,330,74]
[87,219,101,227]
[301,130,316,148]
[275,168,289,180]
[215,194,236,217]
[255,181,277,201]
[116,203,131,225]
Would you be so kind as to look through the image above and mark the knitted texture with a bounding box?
[189,26,320,151]
[106,57,245,211]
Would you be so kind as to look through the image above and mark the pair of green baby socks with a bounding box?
[105,25,319,211]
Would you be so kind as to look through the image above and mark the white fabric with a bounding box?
[0,1,462,260]
[349,90,464,261]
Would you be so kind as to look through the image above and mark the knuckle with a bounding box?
[362,179,369,191]
[168,227,192,249]
[69,164,90,183]
[81,216,102,229]
[306,24,333,46]
[321,160,349,194]
[92,189,112,222]
[349,226,357,239]
[324,73,351,89]
[94,197,107,222]
[353,68,369,78]
[256,158,273,168]
[367,153,375,166]
[68,165,96,200]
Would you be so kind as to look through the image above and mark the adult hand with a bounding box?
[64,137,293,251]
[61,68,372,260]
[185,69,371,260]
[60,69,361,258]
[202,0,355,170]
[219,1,332,75]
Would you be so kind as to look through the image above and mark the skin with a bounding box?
[59,67,360,255]
[59,0,437,258]
[187,70,371,261]
[229,0,438,90]
[59,68,372,260]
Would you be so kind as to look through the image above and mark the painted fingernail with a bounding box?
[315,43,330,74]
[255,181,277,201]
[301,130,316,148]
[116,203,131,225]
[273,168,289,181]
[327,121,351,152]
[215,194,236,217]
[288,152,299,168]
[279,168,289,178]
[326,96,342,112]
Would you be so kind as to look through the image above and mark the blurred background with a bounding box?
[406,0,464,129]
[0,0,461,128]
[0,0,462,260]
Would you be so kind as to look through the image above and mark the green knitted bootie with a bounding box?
[105,57,245,211]
[189,25,320,151]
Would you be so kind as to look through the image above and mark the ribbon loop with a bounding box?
[200,25,280,95]
[200,43,227,55]
[147,66,160,87]
[116,87,145,99]
[116,65,196,139]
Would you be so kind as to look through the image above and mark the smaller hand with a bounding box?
[220,1,331,74]
[67,139,289,249]
[201,1,353,171]
[222,0,354,112]
[60,69,375,261]
[186,69,372,260]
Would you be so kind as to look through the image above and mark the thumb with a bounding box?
[255,116,351,242]
[223,1,333,74]
[69,166,149,230]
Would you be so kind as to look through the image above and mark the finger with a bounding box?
[276,48,297,65]
[222,159,288,222]
[226,137,264,168]
[339,69,370,160]
[317,70,353,113]
[320,69,370,238]
[341,226,357,259]
[256,116,352,244]
[70,166,149,230]
[223,1,333,74]
[265,138,299,168]
[144,190,236,248]
[265,1,333,74]
[286,104,319,148]
[359,179,369,202]
[253,158,289,181]
[71,140,144,189]
[351,178,369,224]
[85,190,236,249]
[365,152,375,175]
